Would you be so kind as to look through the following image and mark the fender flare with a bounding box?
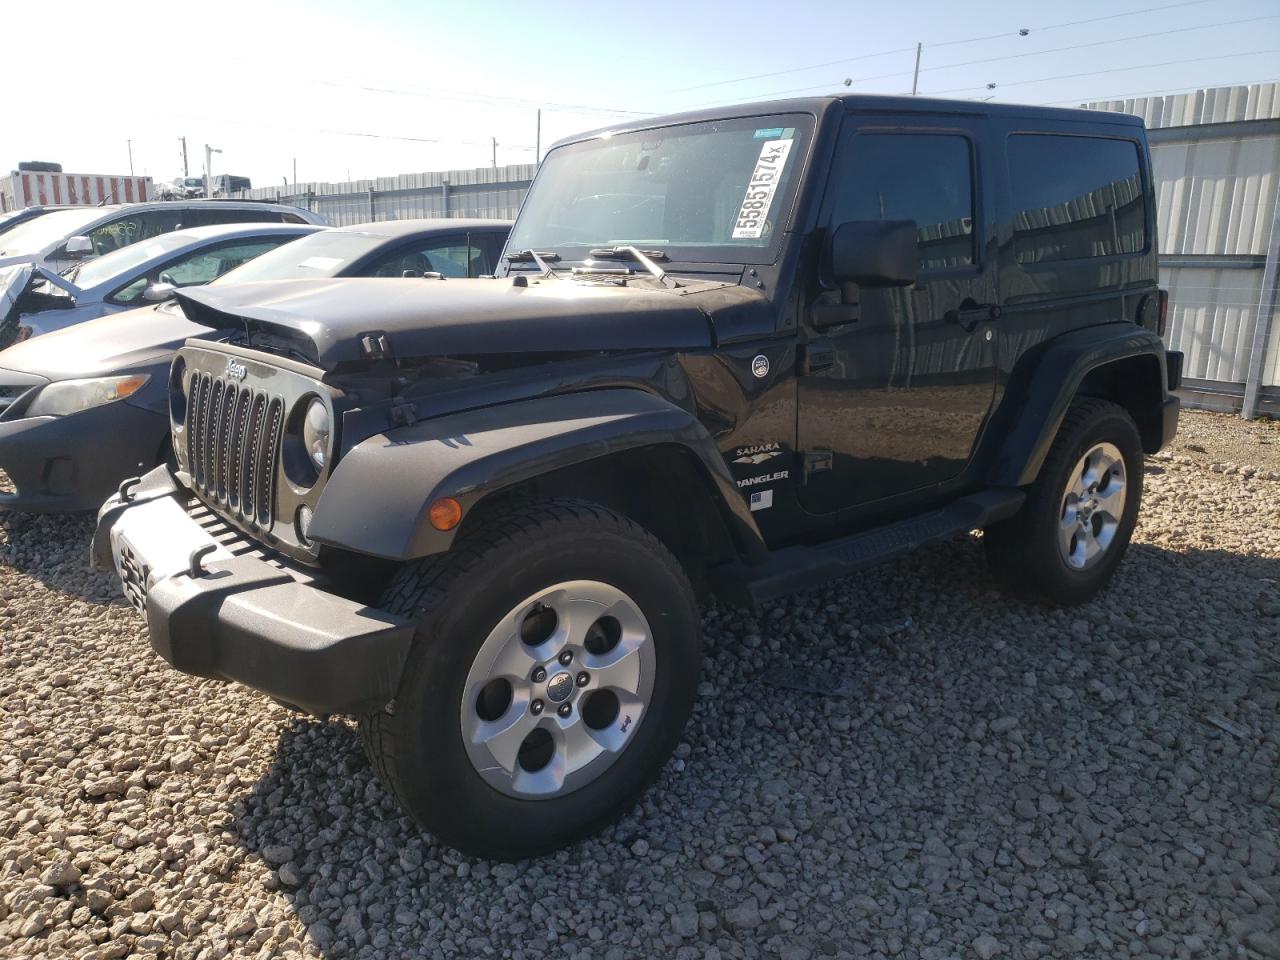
[987,324,1170,488]
[308,388,762,561]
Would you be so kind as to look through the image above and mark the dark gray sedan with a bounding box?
[0,218,511,511]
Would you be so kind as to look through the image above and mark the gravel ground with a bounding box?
[1,410,1277,960]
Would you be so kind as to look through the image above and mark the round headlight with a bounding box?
[302,398,330,470]
[169,356,187,427]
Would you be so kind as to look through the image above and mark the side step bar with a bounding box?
[715,488,1026,606]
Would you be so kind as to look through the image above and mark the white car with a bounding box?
[0,200,325,273]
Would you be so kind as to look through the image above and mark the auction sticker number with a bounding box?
[731,138,794,240]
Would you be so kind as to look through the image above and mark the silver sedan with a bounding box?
[1,222,323,344]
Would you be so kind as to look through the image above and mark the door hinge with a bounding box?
[801,338,836,375]
[800,450,833,481]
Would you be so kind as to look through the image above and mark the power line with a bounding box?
[138,108,539,153]
[924,49,1280,96]
[650,0,1217,98]
[217,55,647,119]
[680,13,1278,111]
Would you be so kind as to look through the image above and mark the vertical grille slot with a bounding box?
[184,371,285,531]
[257,398,284,526]
[225,386,250,508]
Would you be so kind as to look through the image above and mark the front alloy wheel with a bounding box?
[360,499,701,860]
[462,580,655,799]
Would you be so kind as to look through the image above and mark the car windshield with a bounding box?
[65,233,189,288]
[0,207,105,256]
[506,113,813,264]
[215,230,380,282]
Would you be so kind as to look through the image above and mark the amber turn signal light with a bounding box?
[428,497,463,531]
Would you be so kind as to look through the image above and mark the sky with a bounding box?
[3,0,1278,189]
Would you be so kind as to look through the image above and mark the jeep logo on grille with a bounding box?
[225,359,248,381]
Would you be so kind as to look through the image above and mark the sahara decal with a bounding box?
[732,441,782,466]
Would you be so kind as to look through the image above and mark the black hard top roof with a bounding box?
[553,93,1141,150]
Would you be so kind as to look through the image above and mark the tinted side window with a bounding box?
[365,236,493,278]
[1008,134,1145,264]
[108,238,290,305]
[828,133,975,270]
[183,207,286,227]
[88,210,184,255]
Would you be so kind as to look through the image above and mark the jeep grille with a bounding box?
[185,371,284,529]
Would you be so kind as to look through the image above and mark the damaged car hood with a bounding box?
[175,276,770,369]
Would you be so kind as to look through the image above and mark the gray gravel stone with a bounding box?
[0,411,1276,959]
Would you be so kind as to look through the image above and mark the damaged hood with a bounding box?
[175,276,769,369]
[0,302,212,380]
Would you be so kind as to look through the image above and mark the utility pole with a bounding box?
[292,157,297,190]
[127,140,134,175]
[492,137,498,169]
[203,143,222,197]
[536,109,542,165]
[180,136,189,177]
[911,42,922,95]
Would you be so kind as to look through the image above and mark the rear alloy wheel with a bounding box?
[361,500,701,860]
[1057,441,1128,571]
[985,397,1143,605]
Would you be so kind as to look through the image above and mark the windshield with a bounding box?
[0,207,105,256]
[214,230,377,283]
[65,233,189,288]
[506,113,813,264]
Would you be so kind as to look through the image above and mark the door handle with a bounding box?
[945,303,1001,332]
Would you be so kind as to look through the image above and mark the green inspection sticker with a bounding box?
[753,127,784,139]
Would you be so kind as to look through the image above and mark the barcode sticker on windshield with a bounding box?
[732,138,794,240]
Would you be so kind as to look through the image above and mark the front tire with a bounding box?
[361,499,701,860]
[984,397,1143,605]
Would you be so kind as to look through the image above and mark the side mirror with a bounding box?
[830,220,919,287]
[64,235,94,258]
[142,282,177,302]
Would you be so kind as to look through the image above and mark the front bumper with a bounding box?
[92,466,414,716]
[0,401,166,513]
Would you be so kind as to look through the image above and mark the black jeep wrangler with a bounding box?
[94,94,1181,860]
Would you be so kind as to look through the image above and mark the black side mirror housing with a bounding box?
[830,220,919,287]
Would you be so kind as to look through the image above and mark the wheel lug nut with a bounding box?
[531,667,546,683]
[558,650,573,666]
[557,702,572,718]
[576,671,590,687]
[531,699,544,715]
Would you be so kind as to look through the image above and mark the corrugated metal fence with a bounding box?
[1088,83,1280,417]
[233,163,536,226]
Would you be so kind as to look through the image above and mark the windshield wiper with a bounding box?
[504,249,561,278]
[585,246,677,288]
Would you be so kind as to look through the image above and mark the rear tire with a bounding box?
[984,397,1143,605]
[360,499,701,860]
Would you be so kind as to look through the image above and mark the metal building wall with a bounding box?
[234,163,537,226]
[1088,83,1280,415]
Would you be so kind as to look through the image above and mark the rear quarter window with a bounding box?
[1007,134,1146,264]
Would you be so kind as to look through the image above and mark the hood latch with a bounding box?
[360,332,392,359]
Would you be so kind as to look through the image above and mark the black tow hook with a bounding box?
[118,477,142,503]
[188,543,218,578]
